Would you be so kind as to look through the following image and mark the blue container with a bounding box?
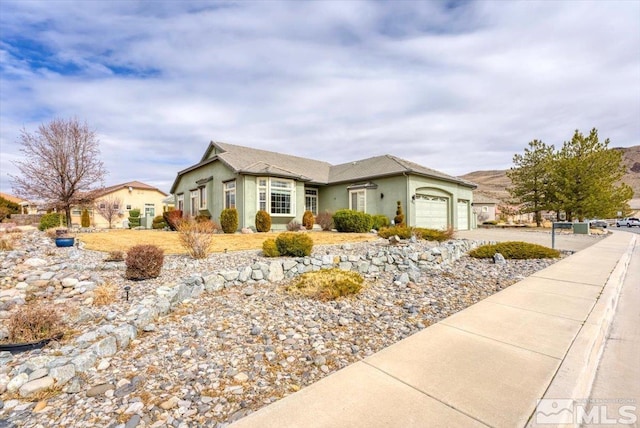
[55,237,75,247]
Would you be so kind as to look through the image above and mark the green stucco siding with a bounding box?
[408,175,474,229]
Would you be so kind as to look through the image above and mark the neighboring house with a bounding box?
[0,192,41,214]
[71,181,168,228]
[628,198,640,218]
[471,191,500,224]
[170,142,476,231]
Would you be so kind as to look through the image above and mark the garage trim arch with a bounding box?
[413,187,452,230]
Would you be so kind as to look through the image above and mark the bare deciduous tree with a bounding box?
[95,195,123,229]
[10,118,107,227]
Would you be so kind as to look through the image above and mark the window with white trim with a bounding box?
[349,189,366,212]
[305,188,318,215]
[144,203,155,218]
[176,194,184,212]
[257,177,295,216]
[224,180,236,209]
[190,190,198,215]
[199,186,207,209]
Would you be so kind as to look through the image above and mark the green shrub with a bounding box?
[255,210,272,232]
[39,213,64,231]
[378,225,413,239]
[288,268,364,300]
[128,208,141,229]
[333,210,374,233]
[372,214,390,231]
[152,215,167,229]
[163,210,182,231]
[483,220,498,225]
[394,201,405,226]
[0,196,20,221]
[414,227,454,242]
[302,211,315,230]
[275,232,313,257]
[125,244,164,279]
[81,209,91,228]
[262,238,280,257]
[220,208,238,233]
[469,241,560,259]
[315,210,334,231]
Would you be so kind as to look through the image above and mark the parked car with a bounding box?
[616,217,640,227]
[589,220,608,228]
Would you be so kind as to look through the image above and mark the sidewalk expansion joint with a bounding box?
[360,360,493,428]
[480,299,594,323]
[437,323,565,361]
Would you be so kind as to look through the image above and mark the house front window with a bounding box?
[177,194,184,212]
[349,190,366,212]
[199,186,207,210]
[126,204,132,211]
[257,177,295,216]
[224,180,236,209]
[305,188,318,215]
[144,203,155,218]
[190,190,198,215]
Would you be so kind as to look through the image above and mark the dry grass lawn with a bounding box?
[77,229,378,255]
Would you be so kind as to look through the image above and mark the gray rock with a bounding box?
[493,253,506,265]
[7,373,28,393]
[125,414,141,428]
[113,324,137,349]
[19,376,54,397]
[49,364,75,386]
[90,336,117,357]
[267,261,284,282]
[28,368,48,381]
[71,352,97,373]
[86,383,114,397]
[243,286,256,296]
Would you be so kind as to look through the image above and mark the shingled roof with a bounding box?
[172,141,475,191]
[97,181,168,197]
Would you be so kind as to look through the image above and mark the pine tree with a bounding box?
[553,129,631,221]
[507,140,554,227]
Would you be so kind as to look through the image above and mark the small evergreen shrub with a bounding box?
[177,218,217,259]
[163,210,183,231]
[315,210,334,231]
[39,213,64,231]
[394,201,405,226]
[414,227,454,242]
[128,208,141,229]
[333,210,374,233]
[483,220,498,225]
[152,215,167,229]
[302,211,315,230]
[372,214,390,231]
[220,208,238,233]
[469,241,560,259]
[255,210,272,232]
[287,219,302,231]
[81,209,91,227]
[288,268,364,300]
[378,225,413,239]
[262,238,280,257]
[275,232,313,257]
[125,244,164,280]
[5,304,64,343]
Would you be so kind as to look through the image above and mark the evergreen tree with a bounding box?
[507,140,554,227]
[553,129,631,221]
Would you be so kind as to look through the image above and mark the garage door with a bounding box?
[457,200,469,231]
[415,195,448,229]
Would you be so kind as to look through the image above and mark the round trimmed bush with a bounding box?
[469,241,560,259]
[255,210,272,232]
[372,214,390,231]
[333,209,374,233]
[262,238,280,257]
[39,213,65,231]
[302,210,315,230]
[288,268,364,300]
[125,244,164,280]
[220,208,238,233]
[275,232,313,257]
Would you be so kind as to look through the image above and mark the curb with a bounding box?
[527,233,637,427]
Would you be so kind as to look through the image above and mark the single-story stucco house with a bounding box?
[170,142,477,231]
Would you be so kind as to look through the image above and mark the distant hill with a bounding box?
[460,145,640,201]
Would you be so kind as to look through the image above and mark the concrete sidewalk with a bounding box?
[230,232,637,428]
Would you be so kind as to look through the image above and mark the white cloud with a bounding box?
[1,0,638,194]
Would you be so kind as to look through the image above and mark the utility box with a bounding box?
[572,222,590,235]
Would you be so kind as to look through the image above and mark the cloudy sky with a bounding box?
[1,0,639,195]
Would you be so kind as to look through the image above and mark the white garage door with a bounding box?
[457,200,469,231]
[415,195,448,229]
